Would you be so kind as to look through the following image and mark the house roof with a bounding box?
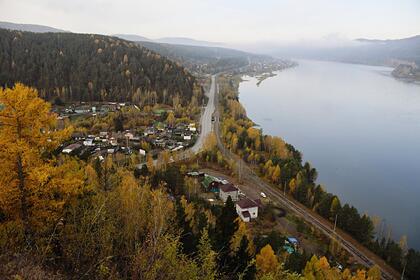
[63,143,82,151]
[202,175,219,189]
[287,237,298,244]
[236,198,259,209]
[220,183,238,193]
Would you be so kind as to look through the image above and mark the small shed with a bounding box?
[236,198,259,222]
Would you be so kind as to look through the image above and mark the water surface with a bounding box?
[239,60,420,249]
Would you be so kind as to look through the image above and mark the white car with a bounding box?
[260,192,267,198]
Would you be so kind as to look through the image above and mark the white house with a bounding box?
[219,183,239,202]
[124,132,134,140]
[236,198,260,222]
[83,138,94,146]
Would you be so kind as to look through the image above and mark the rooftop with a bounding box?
[236,198,259,209]
[220,183,238,193]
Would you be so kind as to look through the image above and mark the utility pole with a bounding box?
[238,160,242,183]
[333,213,338,232]
[401,262,406,280]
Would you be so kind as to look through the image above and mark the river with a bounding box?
[238,59,420,249]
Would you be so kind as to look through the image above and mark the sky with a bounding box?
[1,0,419,44]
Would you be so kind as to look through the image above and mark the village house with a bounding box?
[62,143,82,154]
[201,175,223,193]
[236,198,260,222]
[124,131,134,140]
[219,183,239,202]
[99,131,108,138]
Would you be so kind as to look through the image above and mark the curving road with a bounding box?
[211,75,398,280]
[190,74,216,153]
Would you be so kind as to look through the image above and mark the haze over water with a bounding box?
[239,60,420,249]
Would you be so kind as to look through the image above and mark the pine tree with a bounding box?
[197,229,218,280]
[234,236,255,280]
[215,196,238,249]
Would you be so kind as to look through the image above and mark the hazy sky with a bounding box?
[1,0,419,43]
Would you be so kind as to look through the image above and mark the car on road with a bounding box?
[260,192,267,198]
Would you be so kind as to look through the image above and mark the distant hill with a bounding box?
[0,28,203,104]
[136,41,253,73]
[351,35,420,66]
[273,35,420,67]
[0,21,283,76]
[113,34,151,42]
[113,33,222,48]
[155,37,223,47]
[0,21,68,33]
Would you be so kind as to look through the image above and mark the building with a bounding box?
[186,171,205,178]
[236,198,260,222]
[62,143,82,154]
[283,237,299,253]
[201,175,222,193]
[219,183,239,202]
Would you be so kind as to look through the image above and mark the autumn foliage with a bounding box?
[0,83,388,279]
[0,83,80,248]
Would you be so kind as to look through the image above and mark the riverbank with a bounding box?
[231,59,420,276]
[218,62,420,276]
[216,73,404,279]
[238,60,420,250]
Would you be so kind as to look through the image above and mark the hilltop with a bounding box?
[0,28,203,105]
[0,21,69,33]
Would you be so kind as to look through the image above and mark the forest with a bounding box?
[0,28,203,105]
[136,41,251,74]
[217,75,420,280]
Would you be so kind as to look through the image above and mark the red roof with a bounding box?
[220,183,238,193]
[236,198,259,209]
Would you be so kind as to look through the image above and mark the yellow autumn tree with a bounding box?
[230,218,254,255]
[0,83,81,247]
[197,229,218,280]
[166,111,176,126]
[256,244,279,275]
[289,178,297,195]
[204,132,217,151]
[271,165,281,184]
[146,153,155,173]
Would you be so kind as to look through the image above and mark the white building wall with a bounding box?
[219,190,238,202]
[236,204,258,222]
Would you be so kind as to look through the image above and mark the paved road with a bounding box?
[135,75,216,168]
[191,75,216,153]
[211,75,398,280]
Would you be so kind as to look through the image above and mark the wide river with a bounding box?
[238,59,420,249]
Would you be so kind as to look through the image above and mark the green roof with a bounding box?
[153,109,166,116]
[202,175,218,189]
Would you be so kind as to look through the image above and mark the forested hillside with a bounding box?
[0,28,203,104]
[136,41,251,73]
